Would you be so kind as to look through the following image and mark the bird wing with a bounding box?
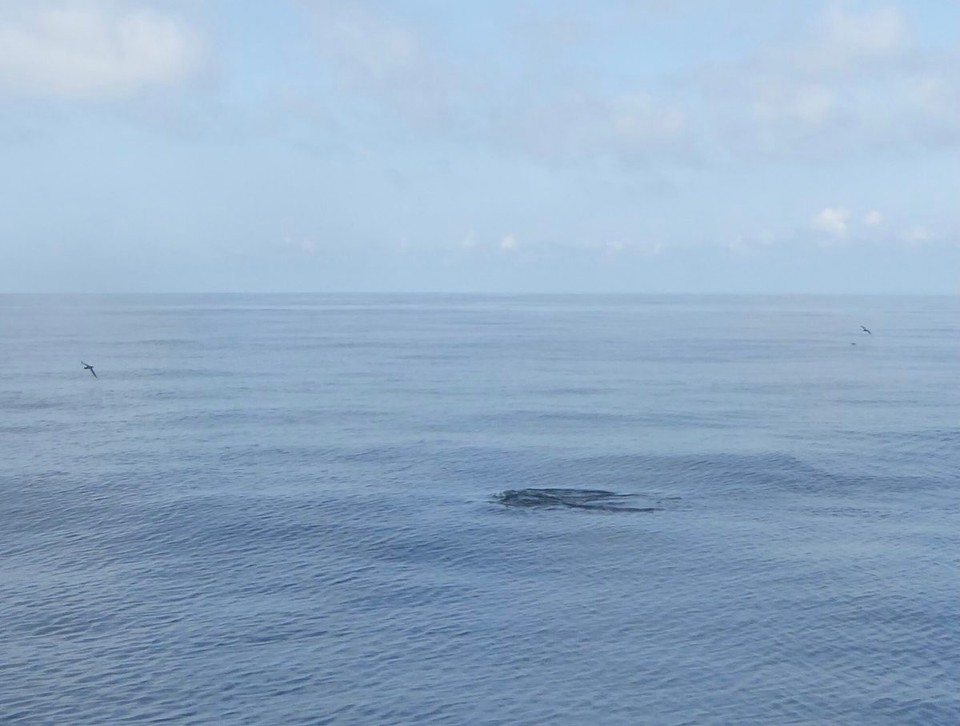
[91,369,98,378]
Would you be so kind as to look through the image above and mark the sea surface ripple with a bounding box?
[1,294,957,724]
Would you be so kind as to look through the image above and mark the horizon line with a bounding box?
[0,291,955,297]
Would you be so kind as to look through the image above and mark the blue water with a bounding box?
[1,294,957,724]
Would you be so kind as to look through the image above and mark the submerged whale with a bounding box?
[494,488,661,512]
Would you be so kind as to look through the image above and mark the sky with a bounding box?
[0,0,957,293]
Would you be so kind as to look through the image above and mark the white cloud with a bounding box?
[698,3,960,159]
[306,1,420,86]
[299,1,691,164]
[610,93,687,145]
[281,235,321,254]
[812,207,850,237]
[903,76,956,119]
[0,2,206,100]
[299,0,453,125]
[290,1,958,168]
[500,233,517,251]
[798,3,907,73]
[583,237,665,257]
[493,90,688,164]
[750,82,835,127]
[864,210,883,226]
[904,226,930,246]
[726,230,775,255]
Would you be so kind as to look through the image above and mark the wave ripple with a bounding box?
[494,488,661,512]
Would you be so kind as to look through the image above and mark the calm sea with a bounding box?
[1,294,957,725]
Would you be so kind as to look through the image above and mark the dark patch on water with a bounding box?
[493,488,661,512]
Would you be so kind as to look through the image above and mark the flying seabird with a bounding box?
[81,361,97,378]
[860,325,872,335]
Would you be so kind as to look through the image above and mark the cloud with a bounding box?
[455,3,931,166]
[864,210,883,226]
[580,237,665,258]
[796,3,907,73]
[904,226,930,246]
[495,90,688,164]
[291,1,958,168]
[298,0,454,125]
[500,233,517,251]
[297,0,692,164]
[0,1,206,100]
[281,235,322,254]
[697,3,960,159]
[750,82,836,127]
[726,230,776,255]
[812,207,850,237]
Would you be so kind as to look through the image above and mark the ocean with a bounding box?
[1,294,957,725]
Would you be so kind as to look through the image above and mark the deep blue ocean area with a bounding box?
[1,294,957,724]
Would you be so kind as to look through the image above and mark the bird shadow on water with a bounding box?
[492,488,664,513]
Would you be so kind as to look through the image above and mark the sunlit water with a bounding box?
[1,294,957,725]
